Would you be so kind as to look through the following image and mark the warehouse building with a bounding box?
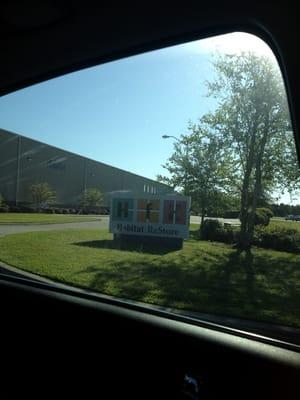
[0,128,172,208]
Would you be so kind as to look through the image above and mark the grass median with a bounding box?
[0,212,101,224]
[0,227,299,328]
[270,218,300,231]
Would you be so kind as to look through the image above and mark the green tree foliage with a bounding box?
[158,52,300,249]
[0,193,9,212]
[157,124,233,229]
[191,191,240,217]
[203,52,300,249]
[253,207,274,226]
[29,183,56,210]
[80,188,103,210]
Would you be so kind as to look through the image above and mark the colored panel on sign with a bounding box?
[137,211,146,222]
[149,212,159,223]
[151,200,160,210]
[163,200,175,224]
[175,201,187,225]
[137,199,160,211]
[137,210,159,223]
[137,199,147,209]
[137,199,160,223]
[112,198,133,221]
[118,201,128,218]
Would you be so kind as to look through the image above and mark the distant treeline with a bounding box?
[270,203,300,217]
[222,204,300,219]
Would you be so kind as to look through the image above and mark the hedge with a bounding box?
[254,225,300,253]
[200,218,300,253]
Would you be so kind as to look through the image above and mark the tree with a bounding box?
[79,188,103,211]
[0,193,9,212]
[158,52,300,248]
[158,123,232,231]
[29,183,56,210]
[203,52,300,249]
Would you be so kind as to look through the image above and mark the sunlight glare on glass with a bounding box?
[191,32,275,59]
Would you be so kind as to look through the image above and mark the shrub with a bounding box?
[28,182,56,210]
[9,206,21,213]
[259,207,274,219]
[54,208,63,214]
[19,206,34,213]
[79,188,103,211]
[214,225,236,244]
[201,219,223,240]
[43,208,55,214]
[0,205,9,213]
[223,210,240,219]
[254,225,300,253]
[201,219,238,244]
[254,207,274,226]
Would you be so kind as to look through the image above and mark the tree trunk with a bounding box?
[238,118,259,250]
[238,152,255,250]
[248,124,269,243]
[248,157,262,242]
[200,212,205,226]
[200,209,206,236]
[239,181,251,250]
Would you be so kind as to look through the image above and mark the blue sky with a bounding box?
[0,39,216,179]
[0,32,295,203]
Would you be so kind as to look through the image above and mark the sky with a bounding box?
[0,32,297,204]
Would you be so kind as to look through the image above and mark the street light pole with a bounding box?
[162,134,180,142]
[162,134,189,195]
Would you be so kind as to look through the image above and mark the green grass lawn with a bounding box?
[0,213,101,224]
[270,218,300,231]
[0,227,299,328]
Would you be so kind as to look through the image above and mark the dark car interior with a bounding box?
[1,2,299,398]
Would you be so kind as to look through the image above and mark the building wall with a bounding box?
[0,130,18,203]
[0,129,172,207]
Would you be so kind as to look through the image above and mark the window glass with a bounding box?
[0,32,299,335]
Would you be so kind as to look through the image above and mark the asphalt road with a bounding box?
[0,217,109,236]
[0,215,240,236]
[190,216,240,225]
